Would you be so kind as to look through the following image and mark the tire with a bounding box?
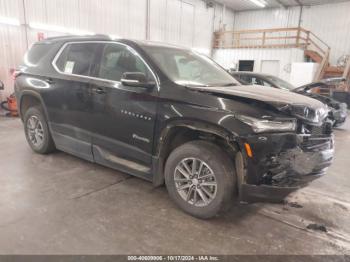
[164,140,237,219]
[23,106,55,154]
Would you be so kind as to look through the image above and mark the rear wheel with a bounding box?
[24,106,55,154]
[165,140,237,219]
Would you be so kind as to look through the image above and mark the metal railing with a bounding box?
[213,27,330,55]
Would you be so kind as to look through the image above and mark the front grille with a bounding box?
[301,137,333,152]
[299,121,332,136]
[310,125,324,136]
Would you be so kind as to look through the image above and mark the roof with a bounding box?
[42,34,111,43]
[39,35,188,50]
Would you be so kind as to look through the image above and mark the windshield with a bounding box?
[142,46,239,87]
[265,75,295,90]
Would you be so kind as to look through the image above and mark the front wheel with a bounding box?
[164,140,237,219]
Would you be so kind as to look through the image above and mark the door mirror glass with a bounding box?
[0,80,4,90]
[121,72,155,89]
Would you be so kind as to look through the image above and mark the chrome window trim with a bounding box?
[51,41,160,88]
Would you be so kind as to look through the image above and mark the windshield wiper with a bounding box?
[218,83,238,87]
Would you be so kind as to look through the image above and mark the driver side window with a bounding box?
[97,43,152,82]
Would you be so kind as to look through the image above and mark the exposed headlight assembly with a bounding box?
[291,105,329,125]
[237,115,296,133]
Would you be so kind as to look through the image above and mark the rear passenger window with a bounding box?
[55,43,98,76]
[96,43,152,82]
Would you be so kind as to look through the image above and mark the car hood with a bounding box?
[189,84,329,125]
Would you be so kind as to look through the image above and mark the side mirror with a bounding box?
[0,80,4,90]
[121,72,155,89]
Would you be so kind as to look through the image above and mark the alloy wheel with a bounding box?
[174,157,217,207]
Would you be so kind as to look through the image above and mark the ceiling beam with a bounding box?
[294,0,303,6]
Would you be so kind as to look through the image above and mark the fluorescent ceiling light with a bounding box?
[29,22,94,35]
[0,16,20,26]
[248,0,267,8]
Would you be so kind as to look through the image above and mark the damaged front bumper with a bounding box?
[238,132,334,203]
[331,104,347,126]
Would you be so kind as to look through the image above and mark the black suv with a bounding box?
[15,35,334,218]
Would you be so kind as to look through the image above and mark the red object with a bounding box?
[11,69,21,80]
[7,94,18,117]
[37,32,45,41]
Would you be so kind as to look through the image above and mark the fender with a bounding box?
[152,119,241,186]
[18,90,50,122]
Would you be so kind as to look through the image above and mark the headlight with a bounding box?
[291,105,328,125]
[237,115,296,133]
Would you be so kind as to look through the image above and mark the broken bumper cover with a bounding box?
[239,133,334,202]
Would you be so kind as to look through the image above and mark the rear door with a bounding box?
[89,42,159,177]
[48,42,99,161]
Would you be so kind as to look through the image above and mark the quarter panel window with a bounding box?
[96,43,152,82]
[55,43,98,76]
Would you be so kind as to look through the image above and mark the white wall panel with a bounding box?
[213,3,234,31]
[0,0,26,98]
[180,2,195,47]
[149,0,217,53]
[0,25,27,98]
[192,1,214,53]
[24,0,147,39]
[0,0,22,18]
[234,7,300,30]
[149,0,167,42]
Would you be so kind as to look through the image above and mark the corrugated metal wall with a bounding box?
[234,7,300,30]
[149,0,218,54]
[213,3,234,31]
[0,0,234,97]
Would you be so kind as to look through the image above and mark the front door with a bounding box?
[89,42,158,177]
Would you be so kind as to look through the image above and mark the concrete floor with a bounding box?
[0,116,350,255]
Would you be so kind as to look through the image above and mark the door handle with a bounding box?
[92,87,106,94]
